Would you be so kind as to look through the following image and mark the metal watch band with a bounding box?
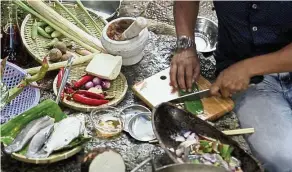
[176,35,195,49]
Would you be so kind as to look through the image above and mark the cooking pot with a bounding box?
[131,158,229,172]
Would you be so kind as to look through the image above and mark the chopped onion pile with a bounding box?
[169,131,243,172]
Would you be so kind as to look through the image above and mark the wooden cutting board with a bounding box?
[132,68,234,121]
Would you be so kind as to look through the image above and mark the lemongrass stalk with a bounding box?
[25,53,97,75]
[53,0,92,35]
[26,0,105,52]
[14,0,99,53]
[7,57,49,103]
[76,0,102,34]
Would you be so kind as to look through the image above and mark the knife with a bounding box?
[169,75,264,103]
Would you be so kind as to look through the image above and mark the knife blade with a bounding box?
[169,89,210,103]
[168,75,264,103]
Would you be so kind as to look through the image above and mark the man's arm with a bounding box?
[174,1,200,37]
[245,43,292,76]
[170,1,200,92]
[210,43,292,97]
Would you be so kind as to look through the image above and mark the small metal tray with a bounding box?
[127,112,156,142]
[120,104,151,132]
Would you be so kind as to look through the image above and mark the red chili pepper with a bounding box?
[75,90,105,99]
[72,94,109,106]
[57,67,64,88]
[73,75,94,88]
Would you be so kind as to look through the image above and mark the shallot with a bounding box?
[101,80,111,89]
[92,77,102,86]
[85,81,94,89]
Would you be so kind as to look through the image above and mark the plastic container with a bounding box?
[0,62,40,124]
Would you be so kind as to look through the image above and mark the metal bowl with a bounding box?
[78,0,121,20]
[195,16,218,53]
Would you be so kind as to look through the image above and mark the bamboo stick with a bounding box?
[25,53,97,75]
[222,128,255,136]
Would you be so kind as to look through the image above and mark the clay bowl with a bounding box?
[152,103,264,172]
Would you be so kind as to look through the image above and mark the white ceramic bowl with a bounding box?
[101,17,149,66]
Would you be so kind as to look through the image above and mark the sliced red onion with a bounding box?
[92,77,102,86]
[175,136,185,142]
[186,133,197,141]
[183,131,192,138]
[85,81,94,89]
[168,148,175,153]
[101,80,111,89]
[202,153,217,163]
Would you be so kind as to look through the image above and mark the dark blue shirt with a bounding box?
[213,1,292,73]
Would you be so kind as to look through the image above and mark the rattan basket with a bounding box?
[21,3,106,64]
[53,64,128,112]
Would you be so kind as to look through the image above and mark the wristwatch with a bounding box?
[176,35,195,50]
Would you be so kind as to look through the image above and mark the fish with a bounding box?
[32,117,84,158]
[26,124,54,158]
[4,116,55,154]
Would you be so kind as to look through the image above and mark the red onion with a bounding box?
[85,81,94,89]
[92,77,102,86]
[101,80,111,89]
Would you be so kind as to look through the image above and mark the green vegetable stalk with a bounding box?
[6,57,49,103]
[53,0,92,35]
[76,0,102,34]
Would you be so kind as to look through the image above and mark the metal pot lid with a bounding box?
[120,104,151,132]
[127,112,156,142]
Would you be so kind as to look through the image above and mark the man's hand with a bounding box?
[210,61,251,98]
[170,48,200,92]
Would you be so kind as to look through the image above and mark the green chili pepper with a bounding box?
[220,144,230,159]
[51,30,62,38]
[44,25,54,34]
[192,159,200,164]
[37,21,47,27]
[224,147,234,162]
[37,27,51,39]
[31,20,38,40]
[179,84,204,115]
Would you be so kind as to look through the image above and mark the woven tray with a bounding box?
[53,64,128,112]
[21,3,106,64]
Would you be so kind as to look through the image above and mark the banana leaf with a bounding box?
[0,99,89,156]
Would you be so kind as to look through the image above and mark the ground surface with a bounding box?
[1,1,250,172]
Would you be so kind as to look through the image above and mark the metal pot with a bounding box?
[79,0,121,21]
[131,158,228,172]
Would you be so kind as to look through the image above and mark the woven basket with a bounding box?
[53,64,128,112]
[21,3,106,64]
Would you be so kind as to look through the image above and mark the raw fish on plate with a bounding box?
[4,116,54,154]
